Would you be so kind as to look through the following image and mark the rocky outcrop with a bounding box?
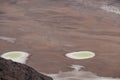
[0,57,53,80]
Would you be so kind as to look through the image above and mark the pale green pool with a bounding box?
[4,53,22,58]
[1,51,29,64]
[72,52,93,57]
[66,51,95,59]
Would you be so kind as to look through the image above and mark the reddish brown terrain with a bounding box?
[0,0,120,77]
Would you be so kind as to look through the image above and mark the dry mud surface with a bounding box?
[0,0,120,78]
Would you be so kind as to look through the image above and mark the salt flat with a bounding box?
[0,0,120,78]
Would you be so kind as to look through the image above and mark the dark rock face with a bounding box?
[0,57,53,80]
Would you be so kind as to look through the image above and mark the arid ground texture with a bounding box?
[0,0,120,77]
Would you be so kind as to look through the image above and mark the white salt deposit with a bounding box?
[0,36,16,43]
[100,5,120,15]
[46,65,120,80]
[1,51,30,64]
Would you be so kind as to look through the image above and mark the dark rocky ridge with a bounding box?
[0,57,53,80]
